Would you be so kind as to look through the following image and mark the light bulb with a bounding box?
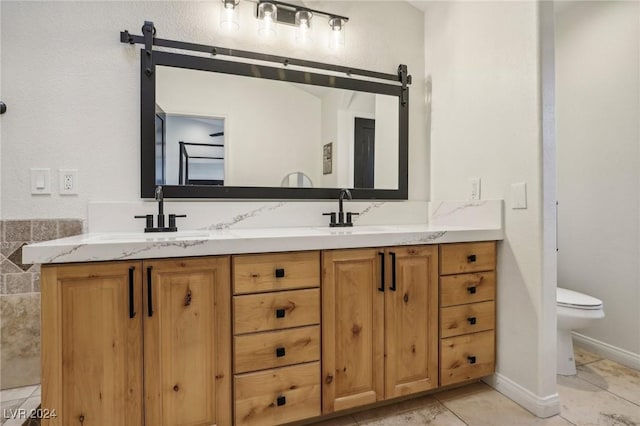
[258,2,278,38]
[295,10,313,44]
[220,0,240,32]
[328,17,346,50]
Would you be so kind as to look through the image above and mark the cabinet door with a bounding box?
[41,262,143,426]
[384,246,439,398]
[143,257,231,426]
[321,249,384,413]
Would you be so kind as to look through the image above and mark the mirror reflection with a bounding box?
[155,66,399,190]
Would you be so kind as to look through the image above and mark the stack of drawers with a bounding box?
[439,242,497,386]
[232,251,321,426]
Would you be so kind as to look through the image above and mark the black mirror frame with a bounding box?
[140,50,409,200]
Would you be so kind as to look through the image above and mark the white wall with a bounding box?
[0,1,426,220]
[556,1,640,359]
[424,0,557,416]
[157,66,321,187]
[374,94,399,189]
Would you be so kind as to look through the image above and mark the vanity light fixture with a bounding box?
[254,0,348,46]
[220,0,240,32]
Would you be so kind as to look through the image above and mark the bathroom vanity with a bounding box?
[25,226,500,426]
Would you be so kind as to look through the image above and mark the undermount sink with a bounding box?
[315,225,394,233]
[86,230,214,242]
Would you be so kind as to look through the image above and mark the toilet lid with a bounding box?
[557,287,603,310]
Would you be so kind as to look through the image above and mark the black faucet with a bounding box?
[323,188,359,227]
[135,186,187,232]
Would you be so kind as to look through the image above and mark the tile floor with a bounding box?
[1,347,638,426]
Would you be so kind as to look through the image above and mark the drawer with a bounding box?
[235,362,321,426]
[440,330,495,386]
[233,251,320,294]
[440,272,496,307]
[440,301,495,338]
[234,326,320,374]
[234,289,320,335]
[440,242,496,275]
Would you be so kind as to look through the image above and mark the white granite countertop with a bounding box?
[23,224,503,264]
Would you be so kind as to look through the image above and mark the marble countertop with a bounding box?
[23,224,503,264]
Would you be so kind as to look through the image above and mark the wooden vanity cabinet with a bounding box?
[439,242,497,386]
[143,257,231,426]
[41,261,143,426]
[41,257,231,426]
[321,245,439,414]
[231,252,321,426]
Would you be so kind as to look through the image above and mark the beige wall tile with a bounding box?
[3,221,30,242]
[4,274,33,294]
[57,219,83,238]
[31,220,57,242]
[0,294,41,389]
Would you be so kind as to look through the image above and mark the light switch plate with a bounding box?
[30,168,51,195]
[511,182,527,209]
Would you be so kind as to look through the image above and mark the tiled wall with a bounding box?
[0,219,84,389]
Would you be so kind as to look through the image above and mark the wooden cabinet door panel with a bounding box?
[384,246,438,398]
[322,249,384,414]
[41,262,143,426]
[143,257,231,426]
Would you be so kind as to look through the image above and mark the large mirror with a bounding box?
[141,50,408,199]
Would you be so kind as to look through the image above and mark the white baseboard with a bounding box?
[483,374,560,418]
[572,332,640,370]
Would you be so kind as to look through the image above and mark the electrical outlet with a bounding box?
[59,169,78,195]
[469,177,481,200]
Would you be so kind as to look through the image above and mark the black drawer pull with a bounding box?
[275,268,285,278]
[467,286,477,294]
[275,347,286,357]
[275,308,286,318]
[276,395,286,406]
[468,356,477,364]
[467,317,477,325]
[467,254,477,263]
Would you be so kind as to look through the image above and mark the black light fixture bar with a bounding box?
[120,26,405,83]
[256,0,349,25]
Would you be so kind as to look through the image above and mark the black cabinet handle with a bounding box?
[0,101,6,114]
[467,286,477,294]
[147,266,154,317]
[467,317,477,325]
[276,395,286,406]
[390,251,397,292]
[378,252,385,292]
[275,308,286,318]
[128,267,136,319]
[468,356,477,364]
[275,268,285,278]
[467,254,477,263]
[275,347,286,357]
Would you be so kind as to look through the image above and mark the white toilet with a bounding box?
[556,287,604,375]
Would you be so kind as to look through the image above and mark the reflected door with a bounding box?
[354,118,375,189]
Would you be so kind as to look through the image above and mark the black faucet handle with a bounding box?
[135,214,154,229]
[168,214,187,228]
[322,212,337,226]
[346,212,359,226]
